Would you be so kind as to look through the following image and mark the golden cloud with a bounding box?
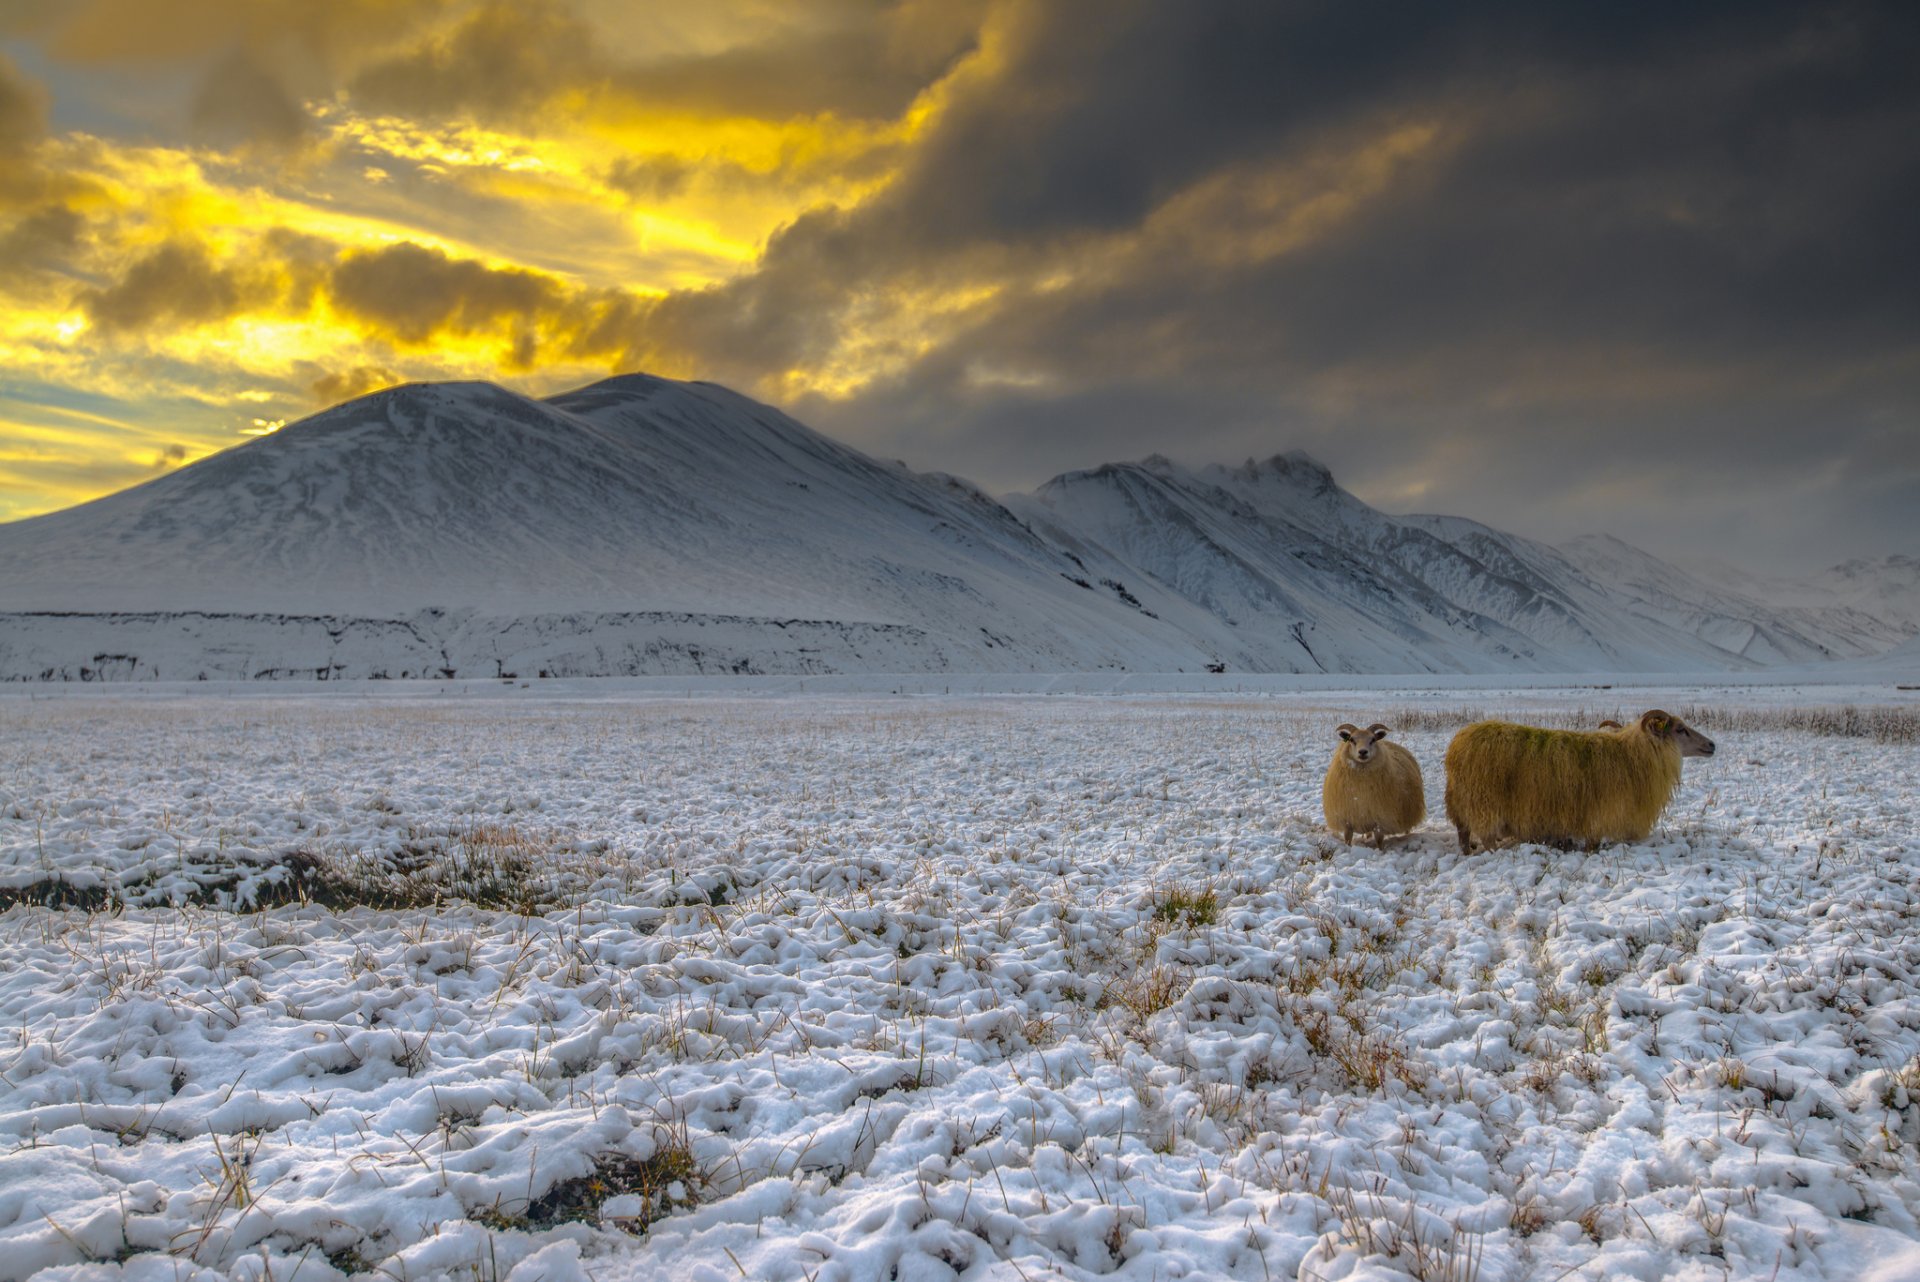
[328,241,558,345]
[11,0,448,70]
[191,48,312,150]
[0,2,1015,517]
[310,363,403,406]
[83,238,282,331]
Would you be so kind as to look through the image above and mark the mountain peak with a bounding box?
[1564,532,1641,556]
[1259,450,1333,483]
[1204,450,1338,496]
[554,372,684,403]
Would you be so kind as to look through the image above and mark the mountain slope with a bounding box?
[1014,453,1776,674]
[1558,534,1905,662]
[1,376,1910,679]
[0,376,1223,676]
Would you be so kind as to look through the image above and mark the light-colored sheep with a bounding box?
[1323,722,1426,847]
[1443,709,1715,854]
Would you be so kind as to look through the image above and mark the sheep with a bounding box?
[1443,709,1715,854]
[1323,722,1426,847]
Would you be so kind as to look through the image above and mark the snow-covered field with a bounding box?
[5,684,1920,1282]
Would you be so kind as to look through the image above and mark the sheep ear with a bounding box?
[1336,723,1357,741]
[1367,723,1389,738]
[1640,710,1671,734]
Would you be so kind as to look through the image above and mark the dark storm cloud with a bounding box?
[600,9,979,123]
[629,0,1919,570]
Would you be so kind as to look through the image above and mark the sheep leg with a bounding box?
[1342,826,1353,846]
[1455,821,1472,856]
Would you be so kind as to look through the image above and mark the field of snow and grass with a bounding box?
[5,681,1920,1282]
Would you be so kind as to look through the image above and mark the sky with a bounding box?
[0,0,1914,575]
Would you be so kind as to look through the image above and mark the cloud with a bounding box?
[327,241,561,346]
[83,239,281,332]
[597,0,983,123]
[347,0,587,125]
[13,0,448,73]
[0,53,44,152]
[5,0,453,153]
[589,0,1920,569]
[310,364,404,406]
[190,48,310,149]
[5,0,1917,570]
[0,53,51,204]
[347,0,983,126]
[0,203,82,279]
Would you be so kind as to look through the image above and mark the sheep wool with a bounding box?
[1444,709,1714,853]
[1323,723,1426,847]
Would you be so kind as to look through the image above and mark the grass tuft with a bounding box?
[1151,883,1219,928]
[475,1139,706,1235]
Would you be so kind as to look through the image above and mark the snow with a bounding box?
[0,378,1219,675]
[6,680,1920,1281]
[1558,535,1905,665]
[3,377,1910,681]
[1703,556,1920,639]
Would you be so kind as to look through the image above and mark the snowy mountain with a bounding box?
[0,376,1227,678]
[1557,534,1906,663]
[0,375,1911,679]
[1012,452,1825,675]
[1775,555,1920,636]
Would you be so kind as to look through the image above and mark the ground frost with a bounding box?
[3,691,1920,1281]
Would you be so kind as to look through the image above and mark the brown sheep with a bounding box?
[1323,722,1426,847]
[1443,709,1715,854]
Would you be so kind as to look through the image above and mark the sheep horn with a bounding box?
[1336,723,1357,740]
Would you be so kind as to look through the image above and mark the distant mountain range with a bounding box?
[0,374,1911,680]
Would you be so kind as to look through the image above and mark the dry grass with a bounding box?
[272,821,564,913]
[474,1131,706,1235]
[1675,703,1920,744]
[1379,702,1920,743]
[1322,1182,1487,1282]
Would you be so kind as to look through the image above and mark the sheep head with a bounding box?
[1637,709,1715,758]
[1336,722,1393,766]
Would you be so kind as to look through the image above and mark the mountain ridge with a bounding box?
[0,373,1911,679]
